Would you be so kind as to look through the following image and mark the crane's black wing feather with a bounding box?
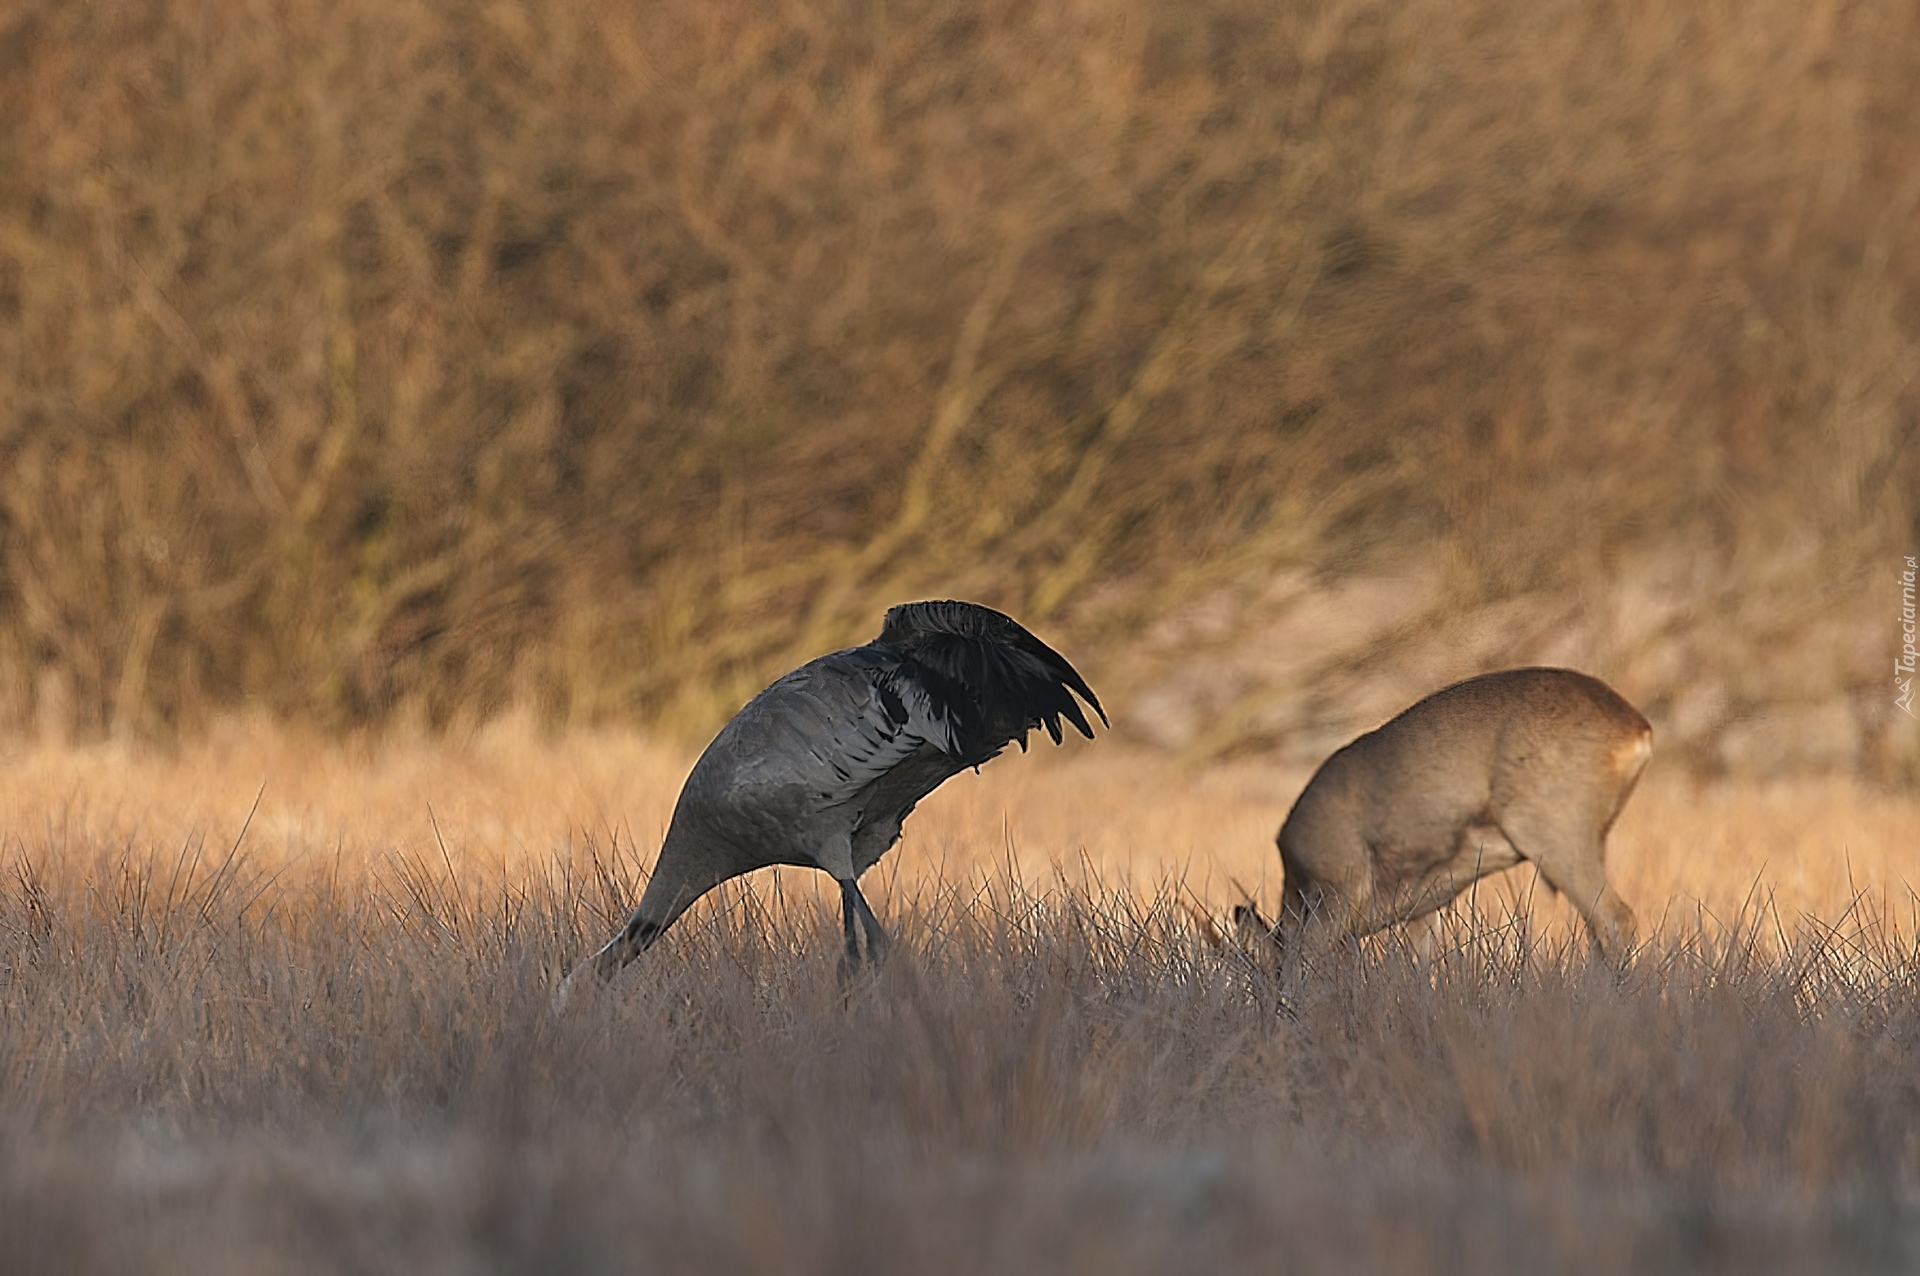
[873,600,1106,760]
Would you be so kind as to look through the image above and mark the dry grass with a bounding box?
[3,727,1920,1271]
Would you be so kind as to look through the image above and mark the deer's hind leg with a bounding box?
[1496,801,1637,965]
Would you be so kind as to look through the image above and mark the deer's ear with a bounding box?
[1184,901,1227,947]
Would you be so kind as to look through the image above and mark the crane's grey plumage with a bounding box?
[566,600,1105,993]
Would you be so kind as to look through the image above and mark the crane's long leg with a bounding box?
[848,878,891,961]
[837,878,890,984]
[839,880,862,982]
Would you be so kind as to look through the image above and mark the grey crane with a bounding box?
[565,600,1105,992]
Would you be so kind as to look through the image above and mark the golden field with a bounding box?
[6,719,1919,938]
[2,726,1920,1270]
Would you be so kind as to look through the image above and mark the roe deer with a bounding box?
[1239,667,1650,966]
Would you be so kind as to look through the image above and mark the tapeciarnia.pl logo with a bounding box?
[1899,555,1917,717]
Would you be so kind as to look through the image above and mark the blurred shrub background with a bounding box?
[1,0,1915,769]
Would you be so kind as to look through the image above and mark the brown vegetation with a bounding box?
[2,0,1915,749]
